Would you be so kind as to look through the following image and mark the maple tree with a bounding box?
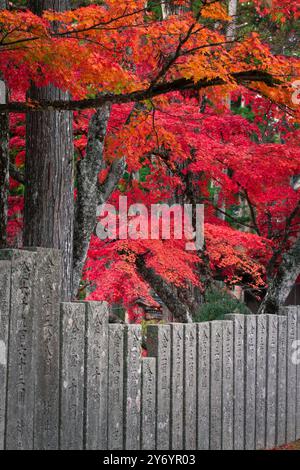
[81,91,300,319]
[0,0,300,319]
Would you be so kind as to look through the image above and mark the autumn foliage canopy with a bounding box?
[1,0,300,317]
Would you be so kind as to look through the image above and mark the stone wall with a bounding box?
[0,249,300,450]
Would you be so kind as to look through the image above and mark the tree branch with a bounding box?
[0,71,282,113]
[98,157,126,204]
[136,253,194,323]
[9,162,24,184]
[259,233,300,315]
[266,199,300,277]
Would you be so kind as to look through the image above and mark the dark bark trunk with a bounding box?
[161,0,190,17]
[136,255,194,323]
[0,0,8,248]
[28,0,67,16]
[259,235,300,314]
[24,0,74,300]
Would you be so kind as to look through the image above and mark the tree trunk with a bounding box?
[73,103,126,297]
[161,0,189,17]
[72,105,146,297]
[226,0,238,42]
[259,235,300,314]
[0,0,8,248]
[136,254,194,323]
[24,0,74,300]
